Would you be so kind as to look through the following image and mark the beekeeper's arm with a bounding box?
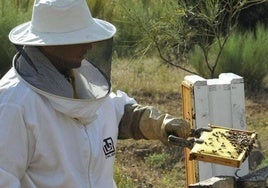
[118,103,192,145]
[0,104,28,187]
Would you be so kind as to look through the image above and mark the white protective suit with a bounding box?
[0,46,135,187]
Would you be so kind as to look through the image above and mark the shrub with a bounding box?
[218,25,268,91]
[0,1,32,77]
[189,24,268,91]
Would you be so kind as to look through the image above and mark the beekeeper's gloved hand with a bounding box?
[167,127,212,148]
[118,103,192,145]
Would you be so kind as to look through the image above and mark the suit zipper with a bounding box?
[83,125,92,188]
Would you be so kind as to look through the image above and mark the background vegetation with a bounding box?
[189,25,268,90]
[0,0,268,187]
[1,0,268,90]
[0,0,32,76]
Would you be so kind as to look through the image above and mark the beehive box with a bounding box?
[190,125,257,168]
[182,73,250,186]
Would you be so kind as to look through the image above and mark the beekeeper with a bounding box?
[0,0,197,187]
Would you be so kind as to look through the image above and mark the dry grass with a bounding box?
[111,58,187,96]
[111,57,189,114]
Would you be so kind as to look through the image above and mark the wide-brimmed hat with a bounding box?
[9,0,116,46]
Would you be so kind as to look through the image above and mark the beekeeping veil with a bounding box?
[84,38,113,80]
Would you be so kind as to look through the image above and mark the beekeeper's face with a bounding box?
[39,43,92,72]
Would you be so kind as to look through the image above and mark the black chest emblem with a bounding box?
[103,137,115,159]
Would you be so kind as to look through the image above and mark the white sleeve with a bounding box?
[109,90,137,121]
[0,104,28,187]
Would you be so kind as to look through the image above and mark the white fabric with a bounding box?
[9,0,116,46]
[0,62,136,187]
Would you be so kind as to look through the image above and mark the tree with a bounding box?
[134,0,268,78]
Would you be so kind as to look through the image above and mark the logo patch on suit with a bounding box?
[103,137,115,158]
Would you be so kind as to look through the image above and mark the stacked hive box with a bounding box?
[181,73,249,186]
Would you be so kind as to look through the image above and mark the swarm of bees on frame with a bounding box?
[194,128,256,160]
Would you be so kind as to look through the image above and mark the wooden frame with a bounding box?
[181,81,198,186]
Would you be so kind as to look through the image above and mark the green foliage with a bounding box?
[127,0,268,77]
[160,168,186,187]
[189,24,268,91]
[121,1,190,61]
[111,0,167,58]
[87,0,115,22]
[221,27,268,90]
[145,153,170,169]
[0,0,32,77]
[1,0,268,91]
[86,0,150,57]
[114,166,135,188]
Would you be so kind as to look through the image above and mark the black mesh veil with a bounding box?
[84,38,113,81]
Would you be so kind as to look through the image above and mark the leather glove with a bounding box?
[118,103,192,145]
